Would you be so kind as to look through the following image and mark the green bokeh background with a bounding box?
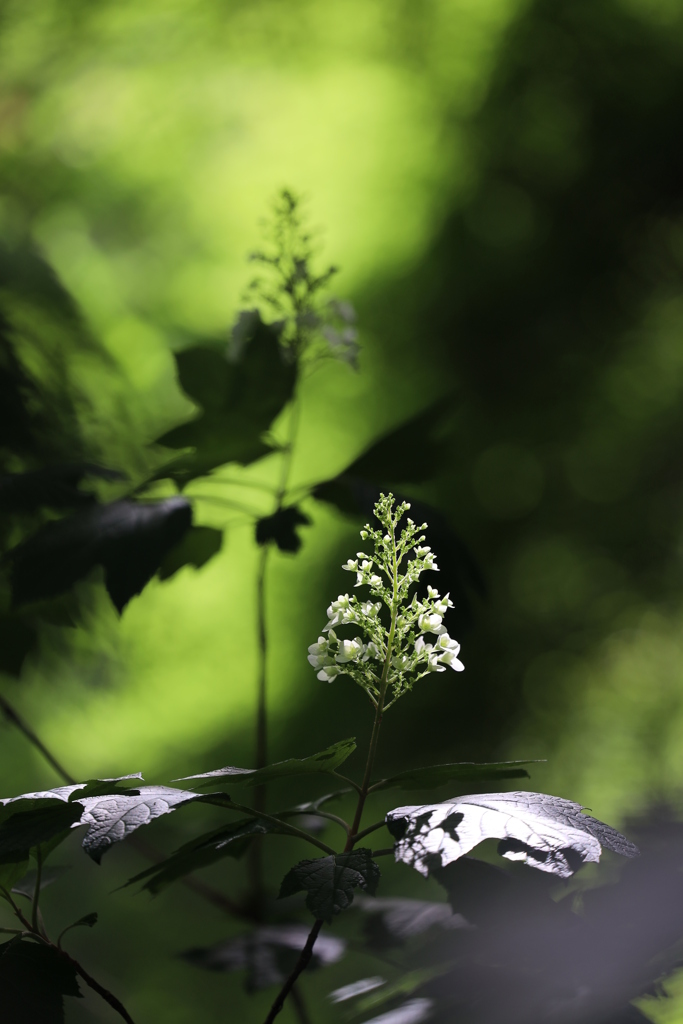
[2,0,683,1019]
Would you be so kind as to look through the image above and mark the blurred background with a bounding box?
[2,0,683,1020]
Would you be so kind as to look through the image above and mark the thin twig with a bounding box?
[290,982,312,1024]
[263,920,323,1024]
[350,820,386,845]
[0,694,75,784]
[202,796,336,856]
[58,946,137,1024]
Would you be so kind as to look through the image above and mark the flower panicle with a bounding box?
[307,493,464,706]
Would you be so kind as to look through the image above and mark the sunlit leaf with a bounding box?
[0,778,207,864]
[278,848,379,922]
[181,738,356,787]
[386,791,639,879]
[371,761,537,792]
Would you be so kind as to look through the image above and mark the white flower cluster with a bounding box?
[307,493,464,707]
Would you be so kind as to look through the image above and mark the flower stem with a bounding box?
[262,510,401,1024]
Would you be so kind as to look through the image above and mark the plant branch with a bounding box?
[263,919,323,1024]
[203,796,336,856]
[350,820,386,845]
[58,946,137,1024]
[30,846,42,933]
[331,770,362,794]
[0,694,76,784]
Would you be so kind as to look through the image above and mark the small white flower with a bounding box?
[335,638,363,663]
[307,636,329,668]
[427,586,439,599]
[343,559,358,572]
[317,664,342,683]
[369,574,383,588]
[418,612,445,635]
[415,546,431,557]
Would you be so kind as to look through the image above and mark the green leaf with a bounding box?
[155,315,296,485]
[371,761,538,792]
[0,937,82,1022]
[181,738,357,788]
[127,816,288,894]
[11,865,69,898]
[278,848,380,922]
[0,859,29,891]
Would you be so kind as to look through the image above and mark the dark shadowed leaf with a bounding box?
[355,896,468,943]
[279,848,380,922]
[0,615,38,677]
[127,816,289,894]
[181,737,356,787]
[7,498,192,611]
[157,525,223,580]
[182,924,345,992]
[0,465,125,513]
[357,998,434,1024]
[255,505,311,553]
[386,791,639,879]
[371,761,536,792]
[155,315,296,484]
[0,937,81,1023]
[11,865,69,897]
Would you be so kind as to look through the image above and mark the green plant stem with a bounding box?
[56,945,137,1024]
[350,820,386,845]
[249,382,301,913]
[30,846,42,933]
[203,796,336,856]
[331,770,362,795]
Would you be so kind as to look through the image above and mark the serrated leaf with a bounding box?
[155,315,296,484]
[0,937,82,1022]
[181,738,356,787]
[7,498,193,611]
[372,761,537,792]
[76,786,205,863]
[127,816,288,894]
[386,791,640,880]
[278,848,380,922]
[182,924,345,992]
[0,778,206,864]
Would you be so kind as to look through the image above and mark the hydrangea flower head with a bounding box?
[307,493,464,708]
